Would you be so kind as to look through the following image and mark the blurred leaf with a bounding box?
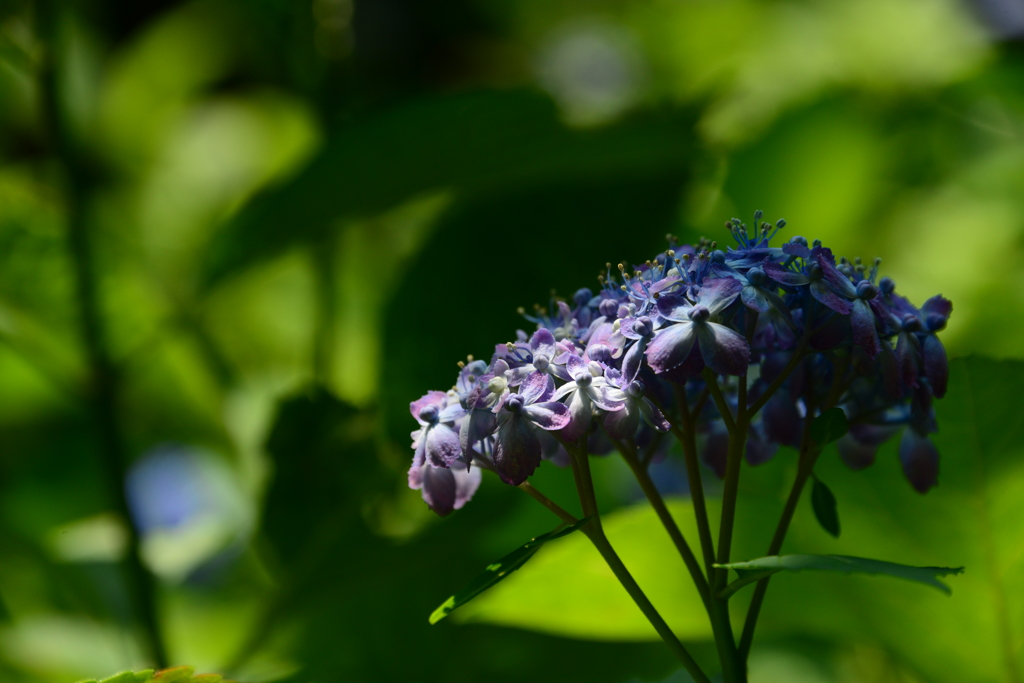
[809,408,848,449]
[716,555,962,599]
[810,477,840,538]
[76,667,228,683]
[430,517,590,625]
[456,498,713,641]
[204,89,692,286]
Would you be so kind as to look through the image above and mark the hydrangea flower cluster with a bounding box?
[408,213,952,516]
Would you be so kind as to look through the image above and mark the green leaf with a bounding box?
[429,518,590,625]
[809,407,848,448]
[716,554,963,599]
[810,476,841,538]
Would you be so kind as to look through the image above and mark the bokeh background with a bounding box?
[2,0,1024,681]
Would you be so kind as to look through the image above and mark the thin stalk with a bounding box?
[613,438,710,609]
[702,369,736,434]
[518,481,578,525]
[747,337,810,418]
[38,7,167,666]
[567,440,710,683]
[671,385,716,577]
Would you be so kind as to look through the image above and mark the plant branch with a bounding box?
[566,439,710,683]
[518,481,578,525]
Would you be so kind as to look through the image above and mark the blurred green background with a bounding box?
[1,0,1024,681]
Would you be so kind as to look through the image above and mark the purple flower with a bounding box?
[493,372,571,485]
[409,458,481,517]
[766,244,857,315]
[410,391,465,468]
[506,328,573,385]
[604,376,670,440]
[645,278,750,376]
[553,356,624,441]
[899,428,939,494]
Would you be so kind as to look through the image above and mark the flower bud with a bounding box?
[505,394,525,413]
[599,299,618,318]
[574,288,593,306]
[856,281,878,300]
[688,305,711,323]
[901,314,922,333]
[747,267,766,287]
[588,344,612,363]
[533,354,550,372]
[419,404,439,423]
[879,276,896,295]
[634,316,653,337]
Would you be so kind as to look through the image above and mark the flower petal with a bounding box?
[695,322,750,376]
[655,292,694,323]
[899,429,939,494]
[763,260,810,286]
[524,401,571,430]
[810,281,852,315]
[520,371,555,404]
[850,299,881,359]
[420,464,458,516]
[645,322,697,374]
[493,414,543,485]
[410,390,448,421]
[639,398,670,432]
[923,334,948,399]
[699,277,743,317]
[425,423,462,468]
[559,389,593,442]
[451,460,482,511]
[604,401,641,439]
[460,408,496,458]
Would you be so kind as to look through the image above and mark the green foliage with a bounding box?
[810,477,841,538]
[429,518,590,625]
[715,555,962,600]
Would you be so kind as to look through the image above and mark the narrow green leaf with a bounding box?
[429,517,590,625]
[716,554,963,599]
[809,407,848,448]
[811,476,841,538]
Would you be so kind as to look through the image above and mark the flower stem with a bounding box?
[613,438,710,609]
[518,481,578,525]
[567,440,711,683]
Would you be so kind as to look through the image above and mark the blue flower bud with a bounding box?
[689,305,711,323]
[901,314,922,332]
[419,404,439,423]
[505,393,525,413]
[634,316,653,337]
[791,235,808,247]
[879,276,896,295]
[711,250,726,264]
[574,288,594,306]
[747,267,766,286]
[588,344,612,363]
[925,313,947,332]
[599,298,618,318]
[856,281,878,300]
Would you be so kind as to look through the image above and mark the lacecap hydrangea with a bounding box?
[408,213,951,516]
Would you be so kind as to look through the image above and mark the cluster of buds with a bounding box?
[408,213,951,515]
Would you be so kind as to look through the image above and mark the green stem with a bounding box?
[518,481,578,526]
[672,385,717,575]
[567,440,710,683]
[613,438,710,609]
[38,6,167,666]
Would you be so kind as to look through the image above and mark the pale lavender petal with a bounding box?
[639,398,670,432]
[524,401,571,430]
[421,464,458,516]
[740,285,771,313]
[529,327,557,355]
[655,292,694,322]
[425,423,462,468]
[699,277,742,317]
[695,322,750,377]
[604,402,641,439]
[493,414,543,485]
[438,403,467,423]
[553,382,576,402]
[645,322,697,374]
[520,371,555,404]
[587,385,626,412]
[451,460,482,510]
[850,299,880,359]
[410,390,448,421]
[566,354,587,379]
[408,458,424,489]
[559,389,593,442]
[621,340,646,383]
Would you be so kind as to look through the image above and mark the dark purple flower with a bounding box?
[410,391,465,468]
[604,376,670,440]
[899,428,939,493]
[409,458,481,517]
[645,278,750,376]
[766,244,857,314]
[492,372,571,485]
[553,356,624,441]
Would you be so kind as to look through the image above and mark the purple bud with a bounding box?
[588,344,612,363]
[419,404,439,423]
[505,394,525,413]
[634,316,653,337]
[901,314,922,333]
[747,267,766,286]
[616,304,631,319]
[925,313,947,333]
[533,354,550,372]
[599,299,618,318]
[899,429,939,494]
[856,281,878,300]
[574,288,594,306]
[689,305,711,323]
[879,276,896,295]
